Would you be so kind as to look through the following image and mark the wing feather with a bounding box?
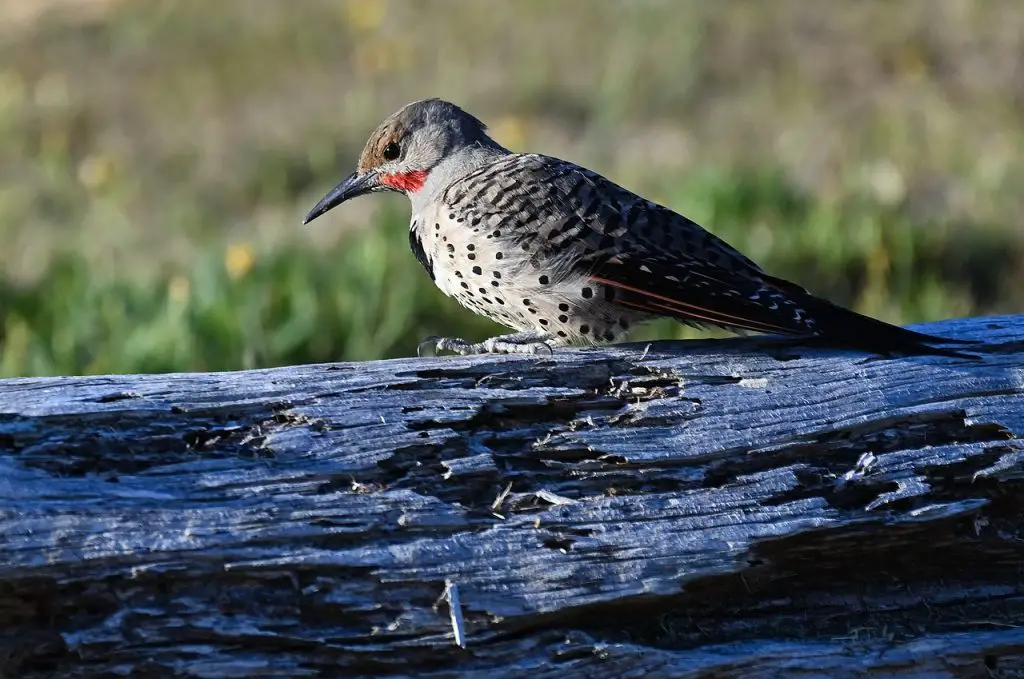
[586,258,815,337]
[442,154,975,355]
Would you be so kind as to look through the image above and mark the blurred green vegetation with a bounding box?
[1,0,1023,376]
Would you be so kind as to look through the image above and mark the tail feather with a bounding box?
[587,256,980,359]
[759,274,981,358]
[784,294,980,359]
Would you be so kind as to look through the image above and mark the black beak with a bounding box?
[302,171,379,225]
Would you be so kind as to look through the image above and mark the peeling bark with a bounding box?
[2,316,1024,678]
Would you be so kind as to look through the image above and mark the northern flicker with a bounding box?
[304,98,974,358]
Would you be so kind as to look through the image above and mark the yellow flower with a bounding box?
[894,43,928,81]
[168,275,191,303]
[224,244,255,280]
[77,154,116,191]
[490,116,529,152]
[345,0,387,32]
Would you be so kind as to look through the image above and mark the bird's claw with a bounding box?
[417,335,554,357]
[481,338,554,355]
[417,336,436,357]
[417,333,477,356]
[417,336,462,356]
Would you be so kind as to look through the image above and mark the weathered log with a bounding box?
[2,315,1024,678]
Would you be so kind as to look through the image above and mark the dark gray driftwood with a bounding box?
[2,315,1024,678]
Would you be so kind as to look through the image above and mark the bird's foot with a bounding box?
[418,332,554,357]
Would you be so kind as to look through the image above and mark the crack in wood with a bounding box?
[0,404,319,476]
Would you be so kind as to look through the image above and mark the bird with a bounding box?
[303,98,976,359]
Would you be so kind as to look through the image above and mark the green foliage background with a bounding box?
[1,0,1022,376]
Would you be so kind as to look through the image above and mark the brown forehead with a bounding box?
[357,120,406,173]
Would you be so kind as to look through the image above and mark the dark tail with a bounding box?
[799,295,981,359]
[762,274,982,359]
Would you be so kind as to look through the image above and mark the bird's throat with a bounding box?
[380,170,429,193]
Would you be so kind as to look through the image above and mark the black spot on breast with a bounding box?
[455,271,463,278]
[491,280,499,287]
[539,275,549,285]
[558,314,568,323]
[580,324,590,334]
[557,330,567,338]
[539,318,549,326]
[409,229,434,281]
[467,244,475,251]
[495,252,504,260]
[472,266,482,275]
[581,287,593,299]
[467,253,476,261]
[493,271,501,279]
[495,298,504,305]
[461,281,470,289]
[447,243,454,253]
[478,287,487,294]
[558,302,569,312]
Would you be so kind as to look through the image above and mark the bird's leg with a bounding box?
[418,331,555,357]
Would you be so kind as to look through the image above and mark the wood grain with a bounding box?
[2,315,1023,677]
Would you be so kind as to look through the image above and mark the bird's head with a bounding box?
[303,98,498,225]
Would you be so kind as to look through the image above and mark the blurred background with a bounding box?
[1,0,1023,376]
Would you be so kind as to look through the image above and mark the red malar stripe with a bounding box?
[380,170,429,192]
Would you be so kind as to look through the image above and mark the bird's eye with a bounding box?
[382,141,401,161]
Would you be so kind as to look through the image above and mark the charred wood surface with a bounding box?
[2,316,1024,678]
